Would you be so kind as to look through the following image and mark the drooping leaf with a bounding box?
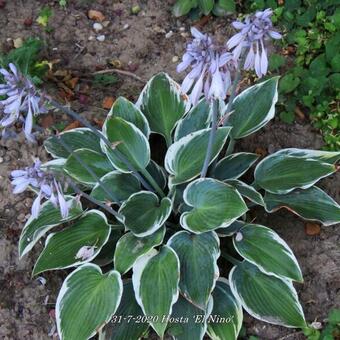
[168,231,220,309]
[44,128,101,158]
[228,77,279,139]
[233,224,303,282]
[207,279,243,340]
[136,72,189,144]
[118,192,172,237]
[254,151,336,194]
[19,197,83,257]
[213,152,259,180]
[226,180,264,206]
[102,116,150,172]
[165,127,231,185]
[109,280,149,340]
[114,227,166,274]
[174,99,211,141]
[167,296,210,340]
[56,264,123,340]
[180,178,248,233]
[264,186,340,226]
[229,261,306,328]
[90,171,141,203]
[198,0,214,14]
[108,96,150,137]
[33,210,110,275]
[173,0,196,17]
[216,220,246,237]
[64,148,113,186]
[132,246,180,338]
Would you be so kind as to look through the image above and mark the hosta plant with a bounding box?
[6,8,340,340]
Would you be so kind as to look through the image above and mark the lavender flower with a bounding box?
[227,8,282,77]
[11,160,69,219]
[0,63,46,141]
[177,27,235,105]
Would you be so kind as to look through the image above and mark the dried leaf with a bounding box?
[304,222,321,236]
[102,96,115,109]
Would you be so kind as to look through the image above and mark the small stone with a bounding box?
[165,31,174,39]
[88,35,95,41]
[123,23,130,30]
[0,157,3,163]
[96,35,105,42]
[172,56,179,63]
[88,9,105,22]
[179,27,186,32]
[102,20,110,27]
[235,232,243,242]
[311,321,322,330]
[180,32,189,38]
[93,22,103,32]
[13,37,24,48]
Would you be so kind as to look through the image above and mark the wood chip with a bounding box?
[305,222,321,236]
[88,9,105,22]
[102,96,115,109]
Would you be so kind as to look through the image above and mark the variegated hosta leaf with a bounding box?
[64,148,113,186]
[229,261,306,328]
[214,152,259,181]
[168,231,220,310]
[146,160,167,189]
[136,72,189,144]
[56,264,123,340]
[108,96,150,138]
[32,210,110,275]
[173,0,195,17]
[114,227,166,274]
[277,148,340,164]
[180,178,248,233]
[118,192,172,237]
[207,279,243,340]
[165,127,231,185]
[174,99,211,141]
[233,224,303,282]
[132,246,180,338]
[110,280,149,340]
[254,151,337,194]
[19,197,82,257]
[226,179,264,206]
[167,295,212,340]
[102,116,150,172]
[90,171,141,203]
[228,77,279,139]
[44,128,102,159]
[264,186,340,226]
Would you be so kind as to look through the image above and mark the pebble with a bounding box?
[88,35,95,41]
[172,56,179,63]
[93,23,103,32]
[165,31,174,39]
[102,20,110,27]
[96,35,105,42]
[179,27,186,32]
[180,32,189,38]
[0,157,3,163]
[123,24,130,30]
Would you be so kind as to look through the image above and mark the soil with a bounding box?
[0,1,339,339]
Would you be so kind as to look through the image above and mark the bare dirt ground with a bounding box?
[0,1,339,339]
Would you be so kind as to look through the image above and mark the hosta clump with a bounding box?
[14,71,340,340]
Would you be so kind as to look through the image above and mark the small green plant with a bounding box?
[304,309,340,340]
[93,73,119,87]
[0,38,47,84]
[36,6,53,27]
[173,0,236,17]
[59,0,67,8]
[246,0,340,150]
